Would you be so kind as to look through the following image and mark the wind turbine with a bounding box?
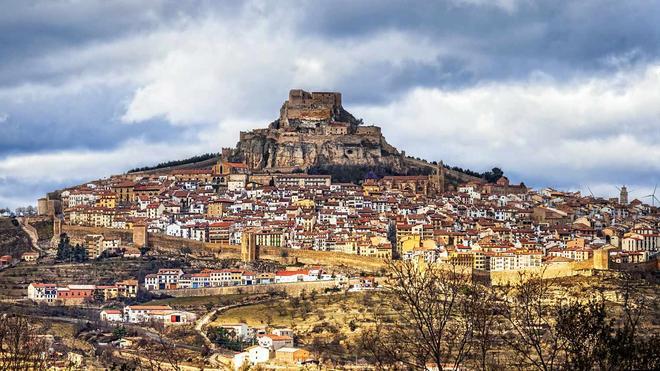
[587,186,595,198]
[643,184,659,207]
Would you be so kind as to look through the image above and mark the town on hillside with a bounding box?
[2,90,658,370]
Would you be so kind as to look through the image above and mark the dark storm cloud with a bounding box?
[0,0,241,86]
[294,0,660,103]
[0,86,185,157]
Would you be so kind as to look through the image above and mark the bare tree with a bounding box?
[461,282,500,370]
[500,271,565,371]
[0,315,53,370]
[132,322,184,371]
[360,260,487,370]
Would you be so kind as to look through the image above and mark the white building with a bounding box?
[233,345,271,370]
[258,334,294,351]
[123,305,197,326]
[27,283,57,302]
[100,309,123,322]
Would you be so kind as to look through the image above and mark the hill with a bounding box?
[0,217,32,258]
[126,89,490,185]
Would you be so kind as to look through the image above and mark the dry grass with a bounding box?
[210,291,376,337]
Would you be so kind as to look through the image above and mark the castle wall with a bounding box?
[356,126,381,136]
[488,259,594,285]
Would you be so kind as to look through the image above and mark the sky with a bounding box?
[1,0,659,208]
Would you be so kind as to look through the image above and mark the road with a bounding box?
[193,296,277,349]
[193,297,279,367]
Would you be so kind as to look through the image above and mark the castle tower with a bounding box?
[619,186,628,205]
[241,230,259,262]
[50,216,64,248]
[53,217,62,237]
[430,161,445,195]
[593,247,611,270]
[133,223,148,248]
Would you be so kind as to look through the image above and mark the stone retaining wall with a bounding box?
[152,279,342,297]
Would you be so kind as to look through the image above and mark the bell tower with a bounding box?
[619,186,628,205]
[431,161,445,194]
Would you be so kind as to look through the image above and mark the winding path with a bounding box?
[17,217,45,254]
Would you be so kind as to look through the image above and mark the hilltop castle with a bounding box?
[232,89,405,171]
[219,89,446,195]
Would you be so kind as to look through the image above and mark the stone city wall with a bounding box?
[60,225,387,271]
[488,259,594,286]
[62,225,132,244]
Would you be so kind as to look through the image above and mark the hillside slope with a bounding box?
[0,217,33,258]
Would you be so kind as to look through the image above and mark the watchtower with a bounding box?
[133,223,148,248]
[241,230,259,262]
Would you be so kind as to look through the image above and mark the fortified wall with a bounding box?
[60,225,387,272]
[279,90,342,126]
[484,259,594,286]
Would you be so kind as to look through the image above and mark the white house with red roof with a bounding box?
[258,334,294,350]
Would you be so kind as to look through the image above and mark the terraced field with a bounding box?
[0,257,187,298]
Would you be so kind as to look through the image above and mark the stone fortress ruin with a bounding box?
[233,89,411,174]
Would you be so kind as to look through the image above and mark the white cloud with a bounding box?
[0,117,259,208]
[355,64,660,188]
[0,113,8,123]
[450,0,526,13]
[119,14,442,125]
[0,139,209,184]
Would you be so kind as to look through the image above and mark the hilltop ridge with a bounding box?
[129,89,485,186]
[228,89,412,174]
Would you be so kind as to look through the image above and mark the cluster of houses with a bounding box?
[56,166,659,272]
[144,267,334,291]
[27,279,138,305]
[100,305,197,326]
[223,326,312,369]
[81,234,142,259]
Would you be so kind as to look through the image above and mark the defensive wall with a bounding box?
[60,225,387,272]
[60,225,654,284]
[151,279,345,298]
[484,259,594,286]
[61,225,132,244]
[208,243,388,272]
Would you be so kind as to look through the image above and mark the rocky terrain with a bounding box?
[230,89,429,175]
[125,89,485,185]
[0,217,32,258]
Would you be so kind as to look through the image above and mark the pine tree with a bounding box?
[56,233,71,261]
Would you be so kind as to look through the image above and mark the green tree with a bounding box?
[72,243,88,262]
[113,326,127,340]
[56,233,72,261]
[484,167,504,183]
[92,289,106,303]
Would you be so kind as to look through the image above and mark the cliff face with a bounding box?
[235,129,407,172]
[232,89,416,173]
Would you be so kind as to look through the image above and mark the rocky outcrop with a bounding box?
[235,129,408,172]
[232,89,416,174]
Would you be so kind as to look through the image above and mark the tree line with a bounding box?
[56,233,88,263]
[128,152,219,173]
[358,260,659,370]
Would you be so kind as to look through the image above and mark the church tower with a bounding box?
[431,161,445,195]
[619,186,628,205]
